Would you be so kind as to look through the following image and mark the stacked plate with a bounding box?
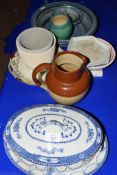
[4,104,108,175]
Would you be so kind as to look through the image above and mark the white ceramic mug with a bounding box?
[16,27,56,69]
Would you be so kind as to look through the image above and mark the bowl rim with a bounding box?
[87,38,116,70]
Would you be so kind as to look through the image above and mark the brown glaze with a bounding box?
[46,67,90,96]
[33,63,50,86]
[54,51,90,65]
[32,51,90,97]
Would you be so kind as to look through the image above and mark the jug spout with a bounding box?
[53,51,89,83]
[78,52,90,66]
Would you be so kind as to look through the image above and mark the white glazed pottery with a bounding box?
[8,52,35,85]
[16,27,53,52]
[68,36,116,70]
[3,104,108,175]
[16,27,56,69]
[8,29,56,85]
[4,134,108,175]
[88,38,116,70]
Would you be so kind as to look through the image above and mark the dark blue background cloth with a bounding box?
[1,0,117,174]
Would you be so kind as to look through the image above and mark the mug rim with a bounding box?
[16,33,56,70]
[16,27,54,53]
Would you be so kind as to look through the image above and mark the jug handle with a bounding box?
[32,63,50,91]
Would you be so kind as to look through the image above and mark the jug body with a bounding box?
[32,51,90,105]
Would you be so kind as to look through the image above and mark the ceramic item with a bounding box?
[16,27,56,69]
[58,40,116,76]
[68,36,113,67]
[89,38,116,70]
[17,27,53,52]
[8,52,35,85]
[4,134,108,175]
[49,14,73,40]
[32,51,90,105]
[4,104,107,175]
[51,6,82,25]
[31,1,98,47]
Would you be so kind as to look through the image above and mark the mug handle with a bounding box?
[32,63,50,90]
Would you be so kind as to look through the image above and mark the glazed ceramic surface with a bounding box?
[4,134,108,175]
[89,38,116,70]
[31,1,98,47]
[49,14,73,40]
[4,104,108,175]
[51,6,82,25]
[8,52,35,85]
[16,27,56,69]
[68,36,116,69]
[16,27,53,53]
[32,51,91,104]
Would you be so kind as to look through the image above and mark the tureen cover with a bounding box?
[4,104,103,166]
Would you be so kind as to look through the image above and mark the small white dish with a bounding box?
[88,38,116,70]
[8,52,35,85]
[68,36,116,70]
[3,104,107,175]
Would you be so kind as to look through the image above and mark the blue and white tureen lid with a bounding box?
[4,104,103,166]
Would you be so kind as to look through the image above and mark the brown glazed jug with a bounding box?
[32,51,90,105]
